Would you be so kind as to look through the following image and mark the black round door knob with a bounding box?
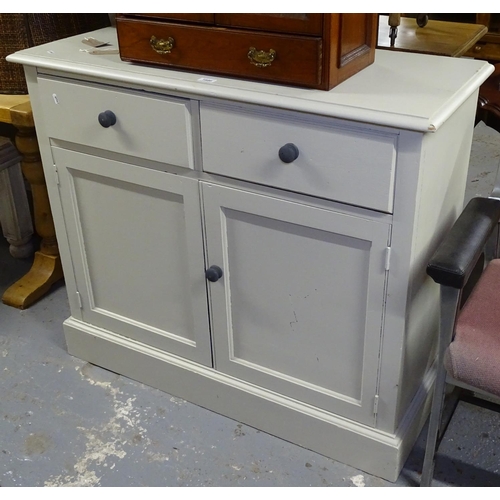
[416,13,429,27]
[205,265,223,282]
[278,143,299,163]
[98,110,117,128]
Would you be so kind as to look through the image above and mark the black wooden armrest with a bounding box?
[427,197,500,289]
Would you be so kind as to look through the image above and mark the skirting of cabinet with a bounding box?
[63,316,432,482]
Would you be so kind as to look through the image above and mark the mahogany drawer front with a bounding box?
[131,14,216,24]
[200,103,398,213]
[213,14,324,35]
[37,77,195,168]
[122,14,324,35]
[117,18,323,87]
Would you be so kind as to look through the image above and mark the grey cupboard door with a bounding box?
[54,147,212,366]
[202,182,391,425]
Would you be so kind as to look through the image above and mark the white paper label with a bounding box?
[197,77,217,84]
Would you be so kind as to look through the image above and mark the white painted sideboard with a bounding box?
[8,27,494,481]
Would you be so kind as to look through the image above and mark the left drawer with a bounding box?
[37,77,196,168]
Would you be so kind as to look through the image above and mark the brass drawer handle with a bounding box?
[248,47,276,68]
[150,35,175,54]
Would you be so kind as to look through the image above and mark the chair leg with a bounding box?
[421,286,460,487]
[421,355,450,485]
[0,137,33,258]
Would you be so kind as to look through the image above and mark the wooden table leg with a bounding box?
[0,137,34,258]
[2,120,63,309]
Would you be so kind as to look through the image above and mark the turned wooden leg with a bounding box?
[0,137,34,258]
[2,122,63,309]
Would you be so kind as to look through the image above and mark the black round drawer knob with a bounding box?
[98,110,117,128]
[206,265,223,282]
[278,143,299,163]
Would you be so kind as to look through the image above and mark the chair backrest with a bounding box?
[427,196,500,290]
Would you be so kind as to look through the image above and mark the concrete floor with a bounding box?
[1,122,500,487]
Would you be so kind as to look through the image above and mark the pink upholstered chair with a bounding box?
[421,196,500,486]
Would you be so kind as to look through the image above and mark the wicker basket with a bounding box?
[0,13,110,94]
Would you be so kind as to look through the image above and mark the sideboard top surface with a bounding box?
[7,26,494,132]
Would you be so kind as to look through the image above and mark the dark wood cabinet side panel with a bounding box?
[339,13,372,66]
[323,13,376,88]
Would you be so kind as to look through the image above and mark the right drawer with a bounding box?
[200,103,398,213]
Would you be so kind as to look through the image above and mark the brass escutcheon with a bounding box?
[248,47,276,68]
[150,35,175,54]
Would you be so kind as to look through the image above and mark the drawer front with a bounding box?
[214,14,324,35]
[37,77,195,168]
[201,103,398,213]
[117,18,322,87]
[127,14,216,24]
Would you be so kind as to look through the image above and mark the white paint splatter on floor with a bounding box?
[44,365,169,486]
[350,474,366,487]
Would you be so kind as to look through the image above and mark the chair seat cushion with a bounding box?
[445,258,500,396]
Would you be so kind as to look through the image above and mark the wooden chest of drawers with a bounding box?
[115,13,377,90]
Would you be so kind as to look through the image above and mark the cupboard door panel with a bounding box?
[202,182,390,425]
[55,147,212,366]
